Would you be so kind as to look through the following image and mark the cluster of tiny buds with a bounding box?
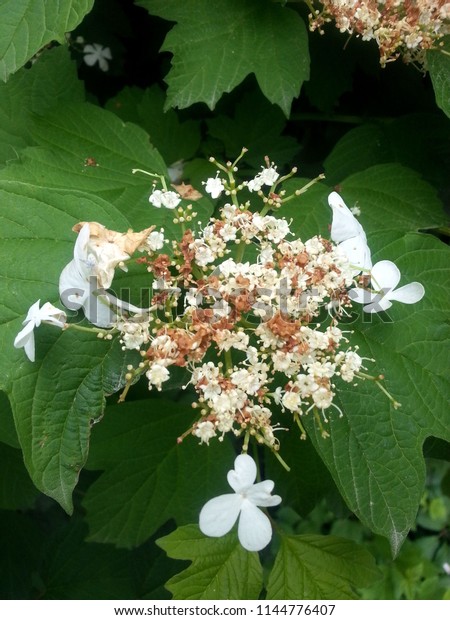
[173,204,196,225]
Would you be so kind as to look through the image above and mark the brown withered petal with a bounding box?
[172,182,202,201]
[72,221,155,255]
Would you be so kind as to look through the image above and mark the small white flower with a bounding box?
[204,175,225,199]
[83,43,112,72]
[149,189,181,209]
[147,230,165,251]
[146,363,170,390]
[247,165,279,192]
[199,454,281,552]
[14,300,67,362]
[349,260,425,313]
[194,420,217,445]
[328,192,372,273]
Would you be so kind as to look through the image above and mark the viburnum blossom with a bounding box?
[204,175,225,199]
[14,151,425,460]
[199,454,281,551]
[248,163,279,192]
[14,300,66,362]
[328,191,372,274]
[309,1,450,66]
[59,222,152,327]
[83,43,112,72]
[350,259,425,312]
[149,189,181,209]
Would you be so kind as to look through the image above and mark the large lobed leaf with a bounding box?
[0,45,84,167]
[266,534,380,599]
[0,0,94,81]
[305,233,450,554]
[83,400,236,548]
[139,0,309,116]
[0,184,145,512]
[280,171,449,553]
[156,524,263,599]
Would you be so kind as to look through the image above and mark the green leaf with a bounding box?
[0,45,84,166]
[427,37,450,119]
[0,0,94,81]
[0,184,149,512]
[266,533,380,599]
[324,115,450,190]
[83,399,236,547]
[334,164,445,233]
[139,0,309,116]
[305,233,450,554]
[27,101,167,199]
[0,100,213,237]
[157,524,263,599]
[207,90,299,167]
[283,164,446,245]
[106,85,201,165]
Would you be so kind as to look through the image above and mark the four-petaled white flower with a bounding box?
[204,175,225,199]
[83,43,112,72]
[328,191,372,274]
[149,189,181,209]
[199,454,281,552]
[349,260,425,312]
[14,300,67,362]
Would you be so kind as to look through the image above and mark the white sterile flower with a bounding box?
[349,260,425,313]
[83,43,112,72]
[149,189,181,209]
[204,175,225,199]
[14,300,67,362]
[328,192,372,273]
[199,454,281,552]
[59,223,143,328]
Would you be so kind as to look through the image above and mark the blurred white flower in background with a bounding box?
[83,43,112,72]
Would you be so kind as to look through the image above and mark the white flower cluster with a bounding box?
[14,155,424,447]
[12,154,426,554]
[309,0,450,65]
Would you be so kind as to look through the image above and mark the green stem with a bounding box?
[293,413,307,440]
[270,448,291,472]
[224,349,233,374]
[64,323,113,337]
[235,239,246,263]
[356,371,401,409]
